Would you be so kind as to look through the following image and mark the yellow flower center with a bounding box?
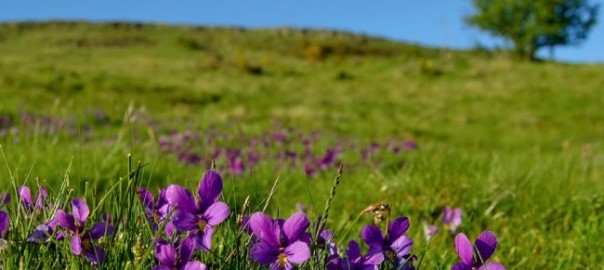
[197,219,207,231]
[278,253,288,266]
[82,238,92,251]
[385,250,395,261]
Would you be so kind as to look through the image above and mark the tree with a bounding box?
[466,0,599,60]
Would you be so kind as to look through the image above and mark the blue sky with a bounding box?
[2,0,602,63]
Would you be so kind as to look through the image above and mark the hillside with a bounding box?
[0,21,603,269]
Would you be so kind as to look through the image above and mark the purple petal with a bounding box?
[155,242,178,267]
[71,198,89,225]
[451,263,472,270]
[152,266,171,270]
[204,202,230,226]
[198,170,223,211]
[390,235,413,258]
[180,236,196,263]
[196,226,214,251]
[388,216,410,242]
[18,186,32,208]
[346,240,362,261]
[319,229,333,243]
[137,187,155,212]
[443,207,452,223]
[484,262,506,270]
[173,211,200,231]
[165,185,199,214]
[283,212,310,244]
[0,211,9,237]
[250,241,280,265]
[361,225,385,247]
[83,246,106,265]
[70,235,82,255]
[249,212,281,247]
[284,240,310,264]
[183,261,207,270]
[364,245,385,265]
[475,231,498,262]
[56,210,77,232]
[35,187,48,210]
[455,233,474,266]
[86,222,114,240]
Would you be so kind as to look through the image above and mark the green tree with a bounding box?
[466,0,599,60]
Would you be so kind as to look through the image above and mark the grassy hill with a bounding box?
[0,21,603,269]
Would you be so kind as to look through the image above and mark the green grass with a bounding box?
[0,21,603,269]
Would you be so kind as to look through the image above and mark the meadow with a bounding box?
[0,21,603,269]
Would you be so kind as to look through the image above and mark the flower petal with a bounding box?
[198,170,223,211]
[388,216,410,242]
[137,187,155,212]
[361,225,384,247]
[155,242,177,267]
[250,241,279,265]
[283,212,310,244]
[0,211,9,238]
[87,222,114,240]
[284,240,310,264]
[249,212,281,247]
[183,261,207,270]
[71,198,89,225]
[346,240,362,261]
[35,186,48,210]
[83,246,106,265]
[165,185,199,214]
[56,209,77,232]
[196,226,214,251]
[70,235,82,255]
[173,211,200,231]
[484,262,506,270]
[454,233,474,266]
[364,245,385,265]
[180,235,196,262]
[451,262,472,270]
[390,235,413,258]
[18,186,32,208]
[475,231,498,263]
[204,202,230,226]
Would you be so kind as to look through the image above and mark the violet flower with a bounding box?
[166,170,230,251]
[0,193,9,207]
[249,211,311,269]
[361,217,414,268]
[137,187,172,233]
[27,217,62,243]
[153,236,207,270]
[0,210,8,254]
[422,222,439,241]
[57,198,114,265]
[328,240,383,270]
[443,207,462,233]
[18,185,48,212]
[452,231,505,270]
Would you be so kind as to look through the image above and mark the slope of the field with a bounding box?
[0,21,603,269]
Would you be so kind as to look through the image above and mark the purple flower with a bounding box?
[249,212,311,269]
[137,187,172,233]
[57,198,114,265]
[318,149,337,170]
[403,140,417,150]
[318,229,337,255]
[166,170,230,251]
[0,193,9,207]
[18,186,48,212]
[0,210,9,239]
[443,207,462,233]
[329,240,383,270]
[27,218,62,243]
[153,236,207,270]
[361,217,414,268]
[452,231,505,270]
[422,222,439,241]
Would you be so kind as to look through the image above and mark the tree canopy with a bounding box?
[466,0,599,60]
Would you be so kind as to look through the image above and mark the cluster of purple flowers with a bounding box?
[158,125,417,177]
[0,170,505,269]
